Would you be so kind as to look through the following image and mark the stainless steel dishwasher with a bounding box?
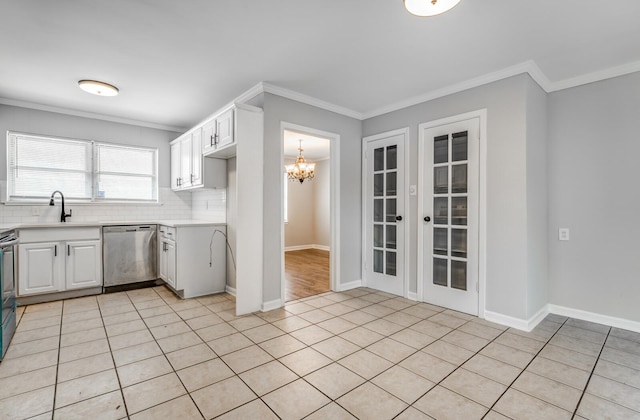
[103,225,157,291]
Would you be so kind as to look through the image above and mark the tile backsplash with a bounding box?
[0,181,227,224]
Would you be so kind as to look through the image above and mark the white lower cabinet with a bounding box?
[158,224,226,298]
[159,237,176,290]
[18,242,62,295]
[18,228,102,297]
[66,241,102,290]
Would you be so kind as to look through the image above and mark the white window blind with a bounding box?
[8,133,92,200]
[7,132,158,203]
[95,143,158,201]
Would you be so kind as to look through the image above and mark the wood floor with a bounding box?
[284,248,330,302]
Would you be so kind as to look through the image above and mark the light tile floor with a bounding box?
[1,286,640,419]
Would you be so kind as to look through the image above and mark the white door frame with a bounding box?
[361,128,411,298]
[280,122,340,304]
[417,110,487,318]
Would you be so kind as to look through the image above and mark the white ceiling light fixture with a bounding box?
[404,0,462,17]
[78,80,119,96]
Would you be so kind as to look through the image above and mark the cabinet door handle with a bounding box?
[213,133,219,146]
[54,245,57,257]
[191,174,194,183]
[210,134,214,147]
[67,245,70,256]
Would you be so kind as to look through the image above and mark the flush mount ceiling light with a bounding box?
[78,80,119,96]
[404,0,462,17]
[286,140,316,184]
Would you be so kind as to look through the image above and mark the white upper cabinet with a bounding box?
[171,129,227,191]
[202,108,234,156]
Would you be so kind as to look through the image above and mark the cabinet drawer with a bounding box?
[20,227,100,243]
[158,226,176,239]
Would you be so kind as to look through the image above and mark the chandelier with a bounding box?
[404,0,462,17]
[286,140,315,184]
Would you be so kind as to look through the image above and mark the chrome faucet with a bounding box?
[49,191,72,222]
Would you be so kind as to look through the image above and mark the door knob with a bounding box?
[424,216,431,222]
[396,216,403,221]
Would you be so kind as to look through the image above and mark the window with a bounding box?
[7,132,158,203]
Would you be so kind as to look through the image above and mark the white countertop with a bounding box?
[0,219,225,233]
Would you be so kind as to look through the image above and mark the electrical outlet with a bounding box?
[31,207,40,216]
[559,228,570,241]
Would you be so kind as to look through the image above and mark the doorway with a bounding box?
[362,128,409,297]
[280,123,340,303]
[418,110,486,316]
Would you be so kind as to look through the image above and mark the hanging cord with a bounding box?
[209,228,236,269]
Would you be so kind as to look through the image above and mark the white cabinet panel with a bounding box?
[66,240,102,290]
[216,108,234,150]
[170,141,181,190]
[171,128,226,191]
[18,242,62,296]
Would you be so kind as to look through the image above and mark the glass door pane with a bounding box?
[372,144,399,278]
[430,132,469,292]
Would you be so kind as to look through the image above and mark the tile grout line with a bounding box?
[96,295,133,419]
[481,317,571,419]
[132,287,212,419]
[571,326,612,419]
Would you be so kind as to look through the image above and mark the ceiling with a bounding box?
[284,130,330,161]
[1,1,639,132]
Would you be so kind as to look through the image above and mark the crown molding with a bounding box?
[0,97,186,132]
[546,59,640,92]
[362,61,553,120]
[261,82,364,120]
[4,59,639,129]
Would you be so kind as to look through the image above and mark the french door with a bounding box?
[363,130,406,296]
[420,118,479,315]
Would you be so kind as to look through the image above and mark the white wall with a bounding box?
[525,77,549,319]
[262,93,362,303]
[314,159,331,247]
[285,158,330,249]
[225,157,237,289]
[548,71,640,323]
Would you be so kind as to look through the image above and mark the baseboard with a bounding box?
[484,305,549,332]
[407,291,418,301]
[262,298,283,312]
[548,304,640,334]
[225,285,236,297]
[337,279,362,292]
[284,244,330,252]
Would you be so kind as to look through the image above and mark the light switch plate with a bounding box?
[559,228,570,241]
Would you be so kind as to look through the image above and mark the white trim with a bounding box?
[279,122,340,305]
[262,298,283,312]
[484,305,548,332]
[548,304,640,334]
[262,83,364,120]
[416,110,487,319]
[407,292,418,302]
[361,128,410,297]
[0,97,186,133]
[337,279,363,292]
[6,60,640,132]
[284,244,330,252]
[225,285,236,297]
[547,60,640,92]
[363,61,551,119]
